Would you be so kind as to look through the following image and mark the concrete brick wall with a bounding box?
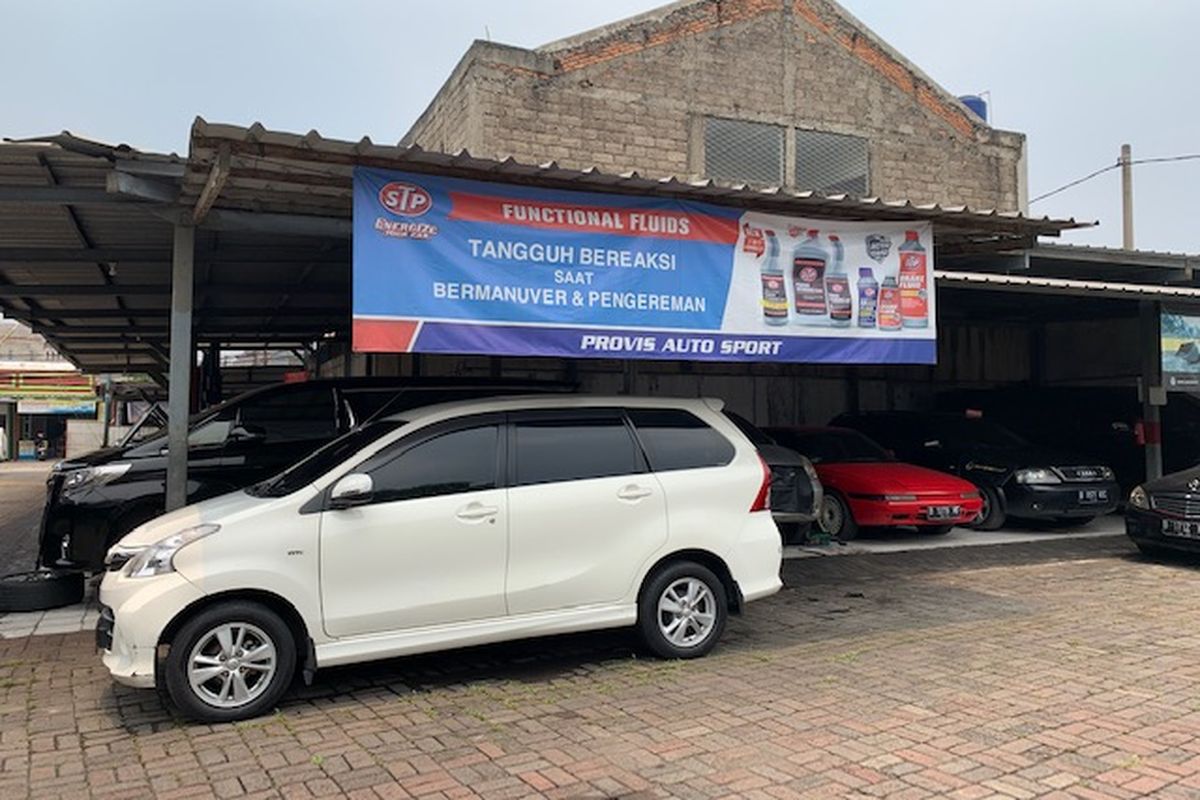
[404,0,1026,210]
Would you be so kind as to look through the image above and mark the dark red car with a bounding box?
[765,426,984,540]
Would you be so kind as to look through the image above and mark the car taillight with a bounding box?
[750,456,771,513]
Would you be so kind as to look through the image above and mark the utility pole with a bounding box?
[1125,143,1164,481]
[1121,143,1134,249]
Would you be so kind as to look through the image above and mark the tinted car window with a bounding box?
[364,425,499,503]
[248,421,405,498]
[723,411,775,447]
[628,409,735,472]
[514,413,640,487]
[771,429,890,464]
[240,386,337,443]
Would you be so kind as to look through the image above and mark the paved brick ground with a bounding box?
[8,535,1200,799]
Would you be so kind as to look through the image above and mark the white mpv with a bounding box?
[97,396,782,722]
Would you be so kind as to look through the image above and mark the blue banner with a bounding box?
[352,167,936,364]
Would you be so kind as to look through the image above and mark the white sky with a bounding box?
[2,0,1196,253]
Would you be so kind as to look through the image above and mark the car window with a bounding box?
[340,389,400,427]
[363,424,499,503]
[628,409,735,472]
[773,429,890,464]
[723,411,775,447]
[239,386,338,443]
[248,420,405,498]
[513,413,640,487]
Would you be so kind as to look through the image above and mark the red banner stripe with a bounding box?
[447,192,740,244]
[353,318,420,353]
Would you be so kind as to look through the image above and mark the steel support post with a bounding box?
[165,224,195,511]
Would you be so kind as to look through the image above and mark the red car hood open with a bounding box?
[815,461,977,495]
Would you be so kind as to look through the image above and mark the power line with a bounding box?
[1029,153,1200,205]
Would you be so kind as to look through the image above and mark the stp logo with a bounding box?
[378,182,432,217]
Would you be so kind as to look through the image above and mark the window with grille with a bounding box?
[795,129,869,196]
[703,117,785,186]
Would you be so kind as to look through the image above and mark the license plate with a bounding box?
[1163,519,1200,539]
[926,505,961,520]
[1078,489,1109,505]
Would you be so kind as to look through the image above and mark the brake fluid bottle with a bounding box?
[791,229,828,323]
[824,235,851,327]
[857,267,878,328]
[879,276,901,331]
[898,229,929,328]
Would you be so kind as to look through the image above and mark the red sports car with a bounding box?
[766,426,984,540]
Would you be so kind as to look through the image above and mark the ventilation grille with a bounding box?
[795,129,869,196]
[704,118,785,186]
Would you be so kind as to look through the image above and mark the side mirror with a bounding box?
[330,473,373,509]
[229,423,267,443]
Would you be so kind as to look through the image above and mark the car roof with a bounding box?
[766,425,857,435]
[384,394,726,423]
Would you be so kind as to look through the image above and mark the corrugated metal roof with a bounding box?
[936,269,1200,301]
[186,118,1092,255]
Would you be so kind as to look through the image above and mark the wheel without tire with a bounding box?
[971,486,1006,531]
[0,570,84,612]
[819,493,859,540]
[162,601,296,723]
[638,562,727,659]
[925,524,955,536]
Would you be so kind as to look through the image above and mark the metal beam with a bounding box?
[106,171,180,204]
[166,225,194,511]
[0,246,347,263]
[0,188,148,205]
[192,143,231,224]
[0,284,346,298]
[3,306,345,319]
[153,207,351,238]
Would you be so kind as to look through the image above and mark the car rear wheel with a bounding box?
[162,601,296,723]
[638,562,727,659]
[971,486,1006,531]
[819,493,859,541]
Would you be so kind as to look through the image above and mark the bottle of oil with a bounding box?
[824,235,851,327]
[759,230,788,326]
[791,229,828,324]
[898,230,929,328]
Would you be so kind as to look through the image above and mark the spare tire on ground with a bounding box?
[0,570,85,613]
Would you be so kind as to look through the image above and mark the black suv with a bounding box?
[831,411,1120,530]
[40,377,570,571]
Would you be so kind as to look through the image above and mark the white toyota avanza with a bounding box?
[97,396,782,722]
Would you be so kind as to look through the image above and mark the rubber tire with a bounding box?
[0,570,85,612]
[972,486,1007,531]
[925,524,955,536]
[638,561,727,660]
[821,493,860,541]
[162,601,297,723]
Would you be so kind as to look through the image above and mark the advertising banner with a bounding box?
[16,398,96,415]
[1161,308,1200,390]
[352,168,936,363]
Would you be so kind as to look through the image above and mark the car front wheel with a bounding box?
[819,493,859,540]
[638,562,727,659]
[162,601,296,723]
[971,486,1007,531]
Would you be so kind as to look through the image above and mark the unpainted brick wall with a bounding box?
[405,0,1024,210]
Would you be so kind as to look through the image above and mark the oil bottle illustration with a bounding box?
[857,267,878,328]
[898,229,929,328]
[791,229,828,323]
[759,230,788,326]
[878,275,902,331]
[824,235,851,327]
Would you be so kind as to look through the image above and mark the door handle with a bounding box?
[456,503,499,521]
[617,485,653,501]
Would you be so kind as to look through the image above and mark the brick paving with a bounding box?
[7,535,1200,798]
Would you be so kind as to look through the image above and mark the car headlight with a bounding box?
[1129,485,1150,510]
[62,463,131,492]
[1015,467,1061,485]
[123,523,220,578]
[960,491,981,500]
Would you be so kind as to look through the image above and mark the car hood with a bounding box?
[817,461,977,494]
[1144,465,1200,494]
[946,443,1094,470]
[113,487,309,549]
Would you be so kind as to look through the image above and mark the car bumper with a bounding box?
[1126,507,1200,553]
[1003,481,1120,519]
[97,570,205,690]
[848,496,984,528]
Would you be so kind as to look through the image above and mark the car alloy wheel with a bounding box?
[656,578,717,649]
[187,622,277,709]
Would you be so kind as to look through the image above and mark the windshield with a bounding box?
[245,420,404,498]
[774,429,892,464]
[933,416,1028,447]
